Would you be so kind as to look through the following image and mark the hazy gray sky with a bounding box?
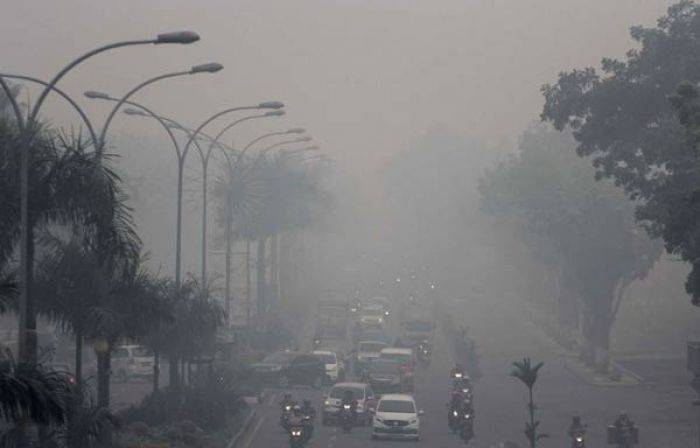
[1,0,673,174]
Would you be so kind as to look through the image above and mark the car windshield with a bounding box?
[133,347,153,357]
[378,399,415,413]
[369,361,400,374]
[380,352,412,365]
[330,386,364,399]
[359,342,387,352]
[405,321,432,332]
[316,353,336,364]
[262,352,295,364]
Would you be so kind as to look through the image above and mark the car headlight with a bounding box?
[324,400,331,406]
[452,410,459,417]
[384,311,390,316]
[375,417,384,423]
[409,418,418,425]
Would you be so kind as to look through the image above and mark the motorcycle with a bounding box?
[571,431,585,448]
[339,403,354,433]
[288,425,306,448]
[280,403,294,429]
[448,406,462,433]
[417,343,432,365]
[459,410,474,443]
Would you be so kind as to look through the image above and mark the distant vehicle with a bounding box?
[363,297,391,317]
[371,394,422,441]
[112,345,154,382]
[354,327,391,345]
[322,382,377,426]
[355,340,389,370]
[364,359,403,393]
[402,319,434,346]
[379,348,415,391]
[358,306,385,328]
[251,351,326,388]
[50,362,76,385]
[312,349,345,382]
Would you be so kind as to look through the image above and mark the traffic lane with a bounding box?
[250,332,461,446]
[445,294,696,447]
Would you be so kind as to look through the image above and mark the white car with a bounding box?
[312,350,344,381]
[112,345,154,381]
[372,394,422,440]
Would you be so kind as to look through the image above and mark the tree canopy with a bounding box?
[480,125,661,359]
[541,0,700,302]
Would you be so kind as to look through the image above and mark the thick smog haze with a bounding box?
[0,0,671,171]
[5,1,700,447]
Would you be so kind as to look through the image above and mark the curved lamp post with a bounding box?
[86,62,223,154]
[120,101,285,288]
[0,74,98,146]
[12,30,199,366]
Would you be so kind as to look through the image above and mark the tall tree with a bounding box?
[541,0,700,303]
[480,125,661,365]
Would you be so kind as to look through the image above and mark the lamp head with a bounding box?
[123,108,146,116]
[259,101,285,109]
[156,31,200,44]
[190,62,224,74]
[84,90,110,100]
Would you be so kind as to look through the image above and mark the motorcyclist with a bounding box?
[280,393,296,410]
[341,390,358,412]
[568,415,586,446]
[612,411,636,445]
[301,399,316,419]
[450,363,466,380]
[298,401,315,440]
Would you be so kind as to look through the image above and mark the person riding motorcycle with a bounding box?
[280,393,295,410]
[612,411,636,446]
[450,363,466,380]
[339,390,358,432]
[301,399,316,420]
[568,415,586,446]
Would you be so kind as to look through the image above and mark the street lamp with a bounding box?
[86,62,223,153]
[13,31,200,366]
[0,74,98,146]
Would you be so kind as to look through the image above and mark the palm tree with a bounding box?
[146,277,224,389]
[0,114,141,365]
[511,357,548,448]
[0,357,68,446]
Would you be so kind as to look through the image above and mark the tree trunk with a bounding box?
[169,355,180,389]
[74,330,83,384]
[581,306,613,369]
[96,348,112,408]
[152,351,160,393]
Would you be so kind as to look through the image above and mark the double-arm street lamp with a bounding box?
[6,30,200,364]
[113,101,286,288]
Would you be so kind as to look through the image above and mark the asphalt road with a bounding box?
[248,291,697,447]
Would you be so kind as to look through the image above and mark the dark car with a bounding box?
[364,359,403,393]
[251,351,326,388]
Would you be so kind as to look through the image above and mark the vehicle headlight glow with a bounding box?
[452,410,458,417]
[576,436,584,442]
[324,400,331,406]
[384,311,390,316]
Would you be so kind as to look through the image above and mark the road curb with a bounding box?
[227,407,260,448]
